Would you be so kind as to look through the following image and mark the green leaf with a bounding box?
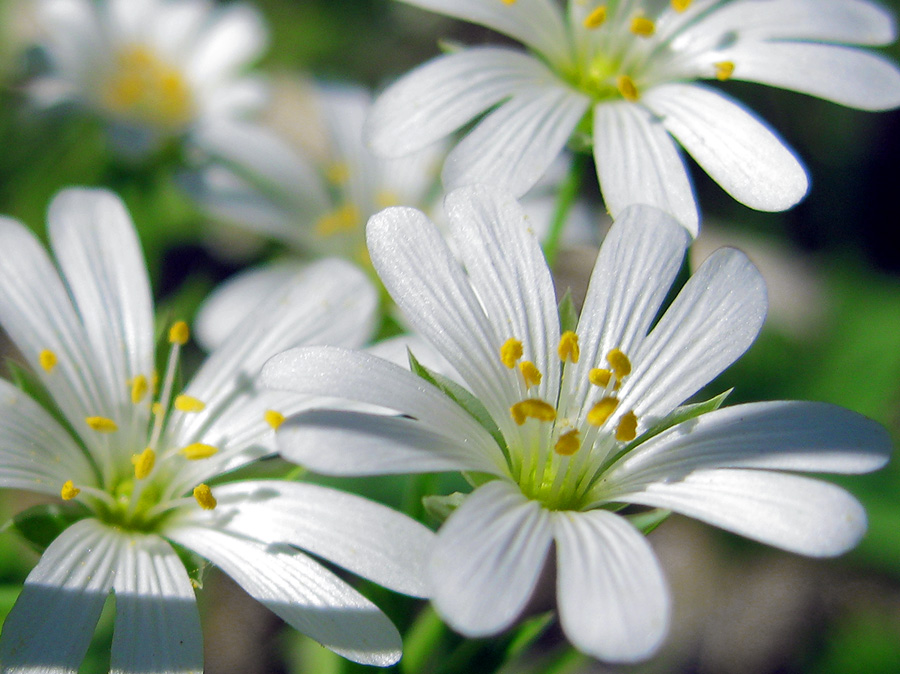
[558,289,579,334]
[422,492,467,524]
[505,611,554,660]
[6,502,90,553]
[401,605,447,674]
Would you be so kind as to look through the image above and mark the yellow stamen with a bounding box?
[169,321,190,345]
[554,429,581,456]
[265,410,286,430]
[587,396,619,426]
[181,443,219,460]
[86,416,118,433]
[314,204,360,237]
[715,61,735,81]
[193,484,217,510]
[617,75,640,101]
[375,190,401,208]
[500,338,524,368]
[616,410,638,441]
[671,0,692,11]
[132,448,156,480]
[589,368,612,387]
[519,361,542,389]
[583,6,607,29]
[558,331,580,363]
[60,480,80,500]
[174,394,206,413]
[630,16,656,37]
[325,162,350,184]
[607,348,632,379]
[39,349,58,373]
[130,375,149,404]
[501,0,516,4]
[510,399,557,425]
[151,402,163,417]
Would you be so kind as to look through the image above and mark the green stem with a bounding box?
[542,154,587,269]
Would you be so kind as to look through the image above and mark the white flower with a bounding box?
[366,0,900,233]
[262,185,892,662]
[30,0,269,157]
[0,188,433,671]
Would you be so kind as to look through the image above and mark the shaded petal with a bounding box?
[430,481,552,636]
[185,2,267,85]
[553,509,669,662]
[167,525,402,666]
[110,534,202,674]
[175,480,434,597]
[593,101,698,234]
[643,83,809,211]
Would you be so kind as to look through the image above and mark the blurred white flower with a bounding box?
[30,0,269,157]
[0,188,432,671]
[367,0,900,233]
[263,185,892,662]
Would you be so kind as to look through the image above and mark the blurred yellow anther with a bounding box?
[617,75,640,101]
[39,350,58,373]
[315,204,360,237]
[182,443,219,460]
[715,61,735,81]
[60,480,80,500]
[131,375,149,404]
[554,429,581,456]
[86,416,118,433]
[519,361,542,389]
[589,368,612,387]
[174,394,206,413]
[193,484,217,510]
[607,348,632,378]
[587,396,619,426]
[671,0,692,11]
[169,321,190,345]
[630,16,656,37]
[132,448,156,480]
[501,0,516,5]
[500,338,524,368]
[376,190,401,208]
[265,410,286,430]
[325,162,350,184]
[558,331,580,363]
[616,411,638,441]
[510,399,557,425]
[151,402,163,416]
[583,6,607,29]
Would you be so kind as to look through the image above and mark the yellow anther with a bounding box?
[314,204,360,237]
[169,321,190,345]
[630,16,656,37]
[265,410,286,430]
[519,361,542,389]
[587,396,619,426]
[617,75,640,101]
[39,349,58,373]
[174,394,206,413]
[181,443,219,460]
[501,0,516,4]
[671,0,692,11]
[715,61,735,81]
[86,416,118,433]
[558,331,580,363]
[607,348,632,379]
[193,483,217,510]
[583,6,607,29]
[615,410,638,441]
[510,399,557,426]
[151,402,164,417]
[60,480,80,501]
[589,368,612,387]
[325,162,350,184]
[554,429,581,456]
[500,338,524,368]
[130,375,149,404]
[375,190,401,208]
[132,448,156,480]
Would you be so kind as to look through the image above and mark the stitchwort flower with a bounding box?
[263,185,892,662]
[0,189,433,671]
[366,0,900,233]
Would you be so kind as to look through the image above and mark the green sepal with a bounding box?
[171,541,210,591]
[5,358,68,429]
[462,471,495,488]
[625,508,672,535]
[422,492,467,524]
[5,502,90,554]
[558,289,579,334]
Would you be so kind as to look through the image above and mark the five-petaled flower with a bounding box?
[0,188,433,671]
[263,185,892,662]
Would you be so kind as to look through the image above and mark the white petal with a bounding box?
[167,525,402,666]
[0,519,119,673]
[174,480,434,597]
[430,481,552,636]
[592,101,698,234]
[553,509,669,662]
[443,86,590,197]
[110,534,202,674]
[643,83,809,211]
[624,248,766,421]
[185,2,267,85]
[366,47,557,157]
[608,468,869,557]
[199,76,270,119]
